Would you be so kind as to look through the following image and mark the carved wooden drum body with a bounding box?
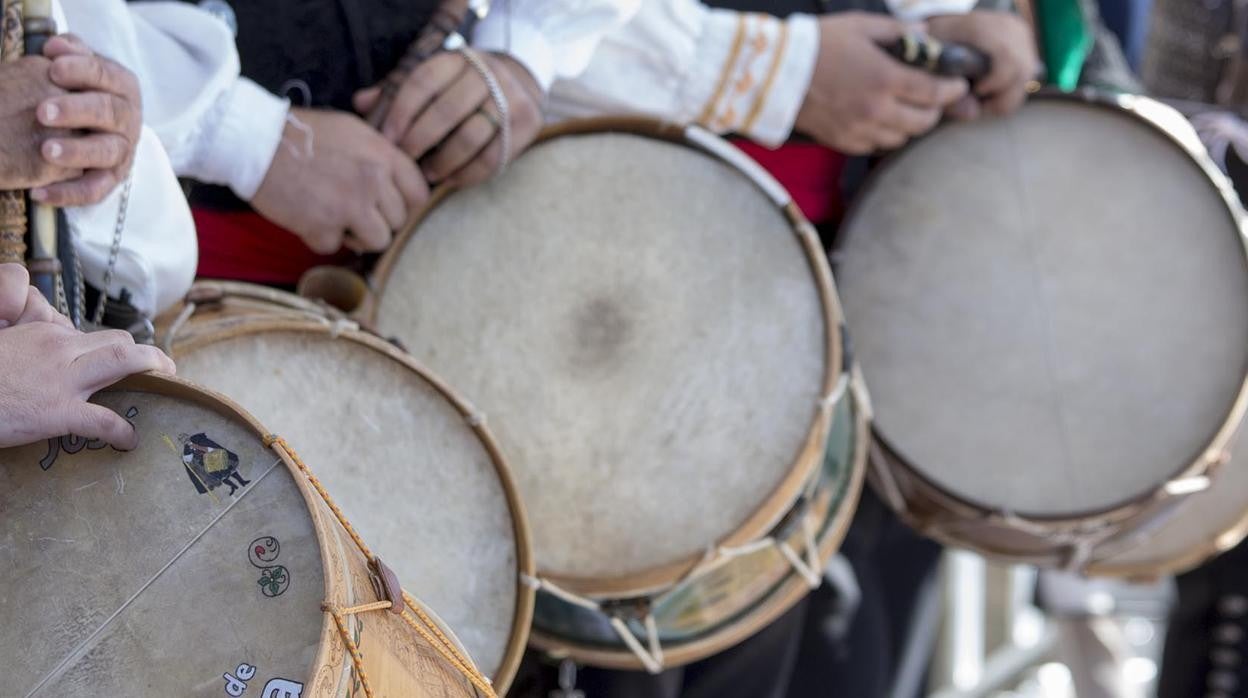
[370,120,868,671]
[158,284,534,692]
[836,92,1248,574]
[0,375,490,697]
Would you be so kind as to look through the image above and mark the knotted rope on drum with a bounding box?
[688,371,855,590]
[519,372,857,675]
[924,452,1222,573]
[999,463,1220,572]
[264,435,497,698]
[519,574,667,675]
[161,291,361,355]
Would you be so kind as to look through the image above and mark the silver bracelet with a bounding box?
[457,46,511,177]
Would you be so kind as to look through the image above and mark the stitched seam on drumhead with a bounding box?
[1005,121,1078,510]
[24,457,284,697]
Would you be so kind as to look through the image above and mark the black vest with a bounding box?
[704,0,887,16]
[175,0,438,208]
[183,0,438,110]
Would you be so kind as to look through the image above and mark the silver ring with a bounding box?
[476,106,501,131]
[457,47,510,176]
[442,30,466,51]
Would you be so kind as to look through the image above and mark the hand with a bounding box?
[354,50,545,187]
[32,33,144,206]
[0,263,71,328]
[0,265,175,450]
[795,13,970,154]
[926,11,1039,120]
[0,57,77,191]
[250,107,428,255]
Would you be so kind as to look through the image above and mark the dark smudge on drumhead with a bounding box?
[570,297,632,374]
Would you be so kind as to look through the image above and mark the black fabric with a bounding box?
[168,0,438,210]
[511,598,810,698]
[174,0,436,111]
[786,488,942,698]
[1158,539,1248,698]
[1228,143,1248,209]
[702,0,888,16]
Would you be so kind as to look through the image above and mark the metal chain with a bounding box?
[71,245,83,328]
[91,177,130,328]
[53,272,67,318]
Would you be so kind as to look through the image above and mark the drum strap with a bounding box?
[265,435,498,698]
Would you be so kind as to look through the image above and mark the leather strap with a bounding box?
[371,557,405,616]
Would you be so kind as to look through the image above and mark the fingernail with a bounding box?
[42,103,59,123]
[30,188,47,202]
[46,141,62,160]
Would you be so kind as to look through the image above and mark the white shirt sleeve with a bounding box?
[884,0,978,21]
[472,0,644,92]
[60,0,288,201]
[544,1,819,147]
[67,128,197,317]
[45,0,197,316]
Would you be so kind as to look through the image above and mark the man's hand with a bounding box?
[0,264,175,450]
[0,57,76,191]
[795,12,969,155]
[0,263,71,328]
[353,50,544,187]
[926,11,1039,120]
[250,108,428,255]
[33,33,143,207]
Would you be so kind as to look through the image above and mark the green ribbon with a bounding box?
[1036,0,1093,91]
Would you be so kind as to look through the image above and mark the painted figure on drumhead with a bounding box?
[247,536,290,598]
[179,432,249,496]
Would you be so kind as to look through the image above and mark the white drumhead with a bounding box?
[173,328,520,676]
[377,131,827,580]
[838,98,1248,517]
[0,387,324,696]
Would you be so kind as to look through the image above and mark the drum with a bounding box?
[158,284,533,692]
[1094,435,1248,579]
[369,119,868,671]
[0,374,492,697]
[835,91,1248,572]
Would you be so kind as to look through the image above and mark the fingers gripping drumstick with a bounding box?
[883,33,992,81]
[366,0,487,129]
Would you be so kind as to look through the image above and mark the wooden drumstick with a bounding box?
[0,0,28,266]
[22,0,61,307]
[366,0,487,130]
[0,0,61,307]
[883,33,992,81]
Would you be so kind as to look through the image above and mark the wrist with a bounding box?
[190,78,289,201]
[473,14,557,92]
[489,53,546,111]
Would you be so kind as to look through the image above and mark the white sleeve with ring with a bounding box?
[543,0,819,147]
[60,0,288,201]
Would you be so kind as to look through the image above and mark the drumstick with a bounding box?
[883,33,992,81]
[366,0,486,129]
